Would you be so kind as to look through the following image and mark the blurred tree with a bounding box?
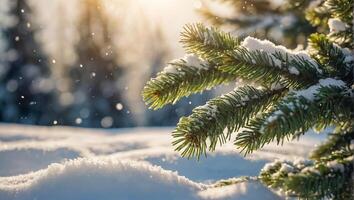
[0,0,56,125]
[199,0,318,48]
[65,0,135,128]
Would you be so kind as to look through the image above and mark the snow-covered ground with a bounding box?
[0,124,324,200]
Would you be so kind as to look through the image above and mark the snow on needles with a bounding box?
[163,54,208,74]
[293,78,346,101]
[263,78,346,126]
[328,18,347,33]
[241,36,321,75]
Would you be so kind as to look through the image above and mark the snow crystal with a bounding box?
[328,18,347,33]
[293,78,346,101]
[241,36,321,74]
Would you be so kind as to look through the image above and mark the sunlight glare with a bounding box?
[137,0,176,11]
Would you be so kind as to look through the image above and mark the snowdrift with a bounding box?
[0,124,323,199]
[0,157,281,200]
[0,158,202,200]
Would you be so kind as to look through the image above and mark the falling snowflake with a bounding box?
[75,118,82,125]
[101,116,113,128]
[116,103,123,111]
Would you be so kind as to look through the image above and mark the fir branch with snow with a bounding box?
[143,0,354,199]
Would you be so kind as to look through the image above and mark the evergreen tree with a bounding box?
[199,0,319,48]
[0,0,56,125]
[67,0,134,128]
[143,0,354,198]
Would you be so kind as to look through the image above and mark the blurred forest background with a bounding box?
[0,0,214,128]
[0,0,315,128]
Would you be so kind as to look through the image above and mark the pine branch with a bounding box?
[180,23,239,60]
[220,47,321,88]
[311,131,354,160]
[305,3,331,27]
[172,86,286,158]
[260,152,354,199]
[235,81,351,154]
[328,29,354,49]
[284,164,353,199]
[308,33,353,78]
[142,58,236,109]
[325,0,354,24]
[180,24,322,88]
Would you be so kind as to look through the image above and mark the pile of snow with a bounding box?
[293,78,346,101]
[0,124,324,199]
[0,158,202,200]
[241,36,321,75]
[328,18,347,33]
[163,54,208,74]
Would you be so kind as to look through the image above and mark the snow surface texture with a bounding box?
[0,124,324,200]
